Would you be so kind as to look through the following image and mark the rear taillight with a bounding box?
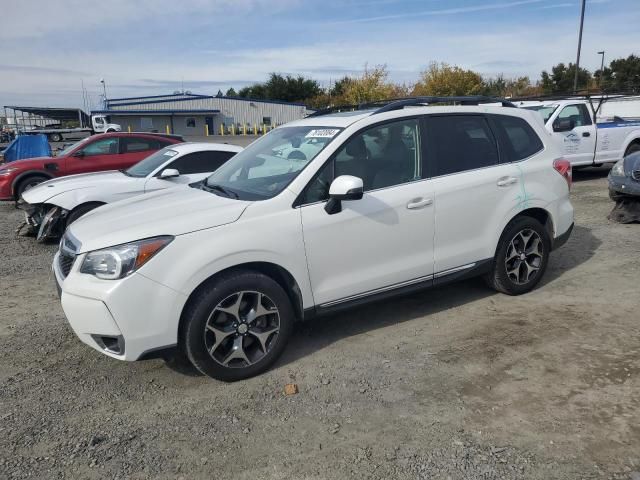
[553,158,572,190]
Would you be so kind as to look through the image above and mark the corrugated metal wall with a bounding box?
[108,97,307,126]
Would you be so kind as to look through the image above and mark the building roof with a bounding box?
[105,93,308,108]
[4,106,89,123]
[92,109,220,115]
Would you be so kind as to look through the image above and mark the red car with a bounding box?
[0,132,183,200]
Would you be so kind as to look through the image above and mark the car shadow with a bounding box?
[278,224,599,369]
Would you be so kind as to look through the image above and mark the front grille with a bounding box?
[58,251,76,278]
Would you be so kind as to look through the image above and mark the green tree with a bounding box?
[597,54,640,91]
[237,74,321,103]
[225,87,238,97]
[412,62,484,96]
[540,63,591,94]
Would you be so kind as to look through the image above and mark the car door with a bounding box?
[550,103,596,166]
[144,150,236,192]
[64,136,120,175]
[298,117,435,307]
[426,114,523,277]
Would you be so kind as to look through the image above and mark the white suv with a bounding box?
[53,97,574,381]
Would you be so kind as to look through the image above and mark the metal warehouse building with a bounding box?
[92,93,308,136]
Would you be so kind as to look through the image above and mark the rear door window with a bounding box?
[427,115,499,176]
[490,115,544,162]
[121,137,156,153]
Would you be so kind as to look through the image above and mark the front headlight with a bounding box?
[0,167,19,176]
[610,159,626,177]
[80,236,173,280]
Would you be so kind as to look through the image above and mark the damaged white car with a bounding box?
[19,142,242,240]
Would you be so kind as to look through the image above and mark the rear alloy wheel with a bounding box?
[485,217,550,295]
[49,133,63,142]
[182,271,294,381]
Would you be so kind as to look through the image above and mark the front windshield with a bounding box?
[58,137,92,157]
[204,126,342,200]
[125,147,179,178]
[522,105,558,124]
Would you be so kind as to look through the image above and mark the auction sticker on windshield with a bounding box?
[305,129,340,138]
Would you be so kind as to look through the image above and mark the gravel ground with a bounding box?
[1,166,639,480]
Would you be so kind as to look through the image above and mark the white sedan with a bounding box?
[19,142,242,241]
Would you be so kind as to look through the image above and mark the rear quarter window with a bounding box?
[490,115,544,162]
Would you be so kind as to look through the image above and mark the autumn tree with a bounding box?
[412,62,484,96]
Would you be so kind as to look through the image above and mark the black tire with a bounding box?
[49,133,63,142]
[182,270,295,381]
[16,175,49,198]
[624,142,640,157]
[65,203,103,228]
[485,216,551,295]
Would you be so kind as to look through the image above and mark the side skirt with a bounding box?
[307,259,492,319]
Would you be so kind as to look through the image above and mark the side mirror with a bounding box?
[159,168,180,179]
[72,150,85,158]
[553,118,575,132]
[324,175,364,215]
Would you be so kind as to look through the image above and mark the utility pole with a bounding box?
[597,50,605,89]
[573,0,586,93]
[100,78,107,108]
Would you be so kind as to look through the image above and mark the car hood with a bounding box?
[22,170,126,204]
[1,155,56,170]
[68,186,251,253]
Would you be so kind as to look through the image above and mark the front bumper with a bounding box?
[17,200,67,240]
[53,251,187,361]
[608,176,640,198]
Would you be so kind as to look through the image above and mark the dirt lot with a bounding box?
[0,167,638,479]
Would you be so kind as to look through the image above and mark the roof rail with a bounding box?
[373,96,516,114]
[306,96,515,118]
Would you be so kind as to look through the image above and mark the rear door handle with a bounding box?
[406,197,433,209]
[497,176,518,187]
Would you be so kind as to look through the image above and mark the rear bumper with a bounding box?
[552,222,573,251]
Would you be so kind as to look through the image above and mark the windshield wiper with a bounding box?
[119,169,132,177]
[202,183,239,199]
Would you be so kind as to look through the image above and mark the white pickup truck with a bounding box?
[521,99,640,167]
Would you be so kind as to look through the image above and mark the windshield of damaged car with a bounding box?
[522,105,558,124]
[202,126,342,200]
[125,148,179,177]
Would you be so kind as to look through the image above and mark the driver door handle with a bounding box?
[497,176,518,187]
[406,197,433,209]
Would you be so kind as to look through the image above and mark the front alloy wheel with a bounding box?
[205,291,280,368]
[182,271,294,381]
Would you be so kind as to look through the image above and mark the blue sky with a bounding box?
[1,0,639,109]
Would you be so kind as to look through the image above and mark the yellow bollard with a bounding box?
[254,124,257,135]
[262,124,266,135]
[220,124,224,136]
[231,124,235,136]
[166,125,170,134]
[127,125,131,133]
[243,124,247,136]
[205,124,209,137]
